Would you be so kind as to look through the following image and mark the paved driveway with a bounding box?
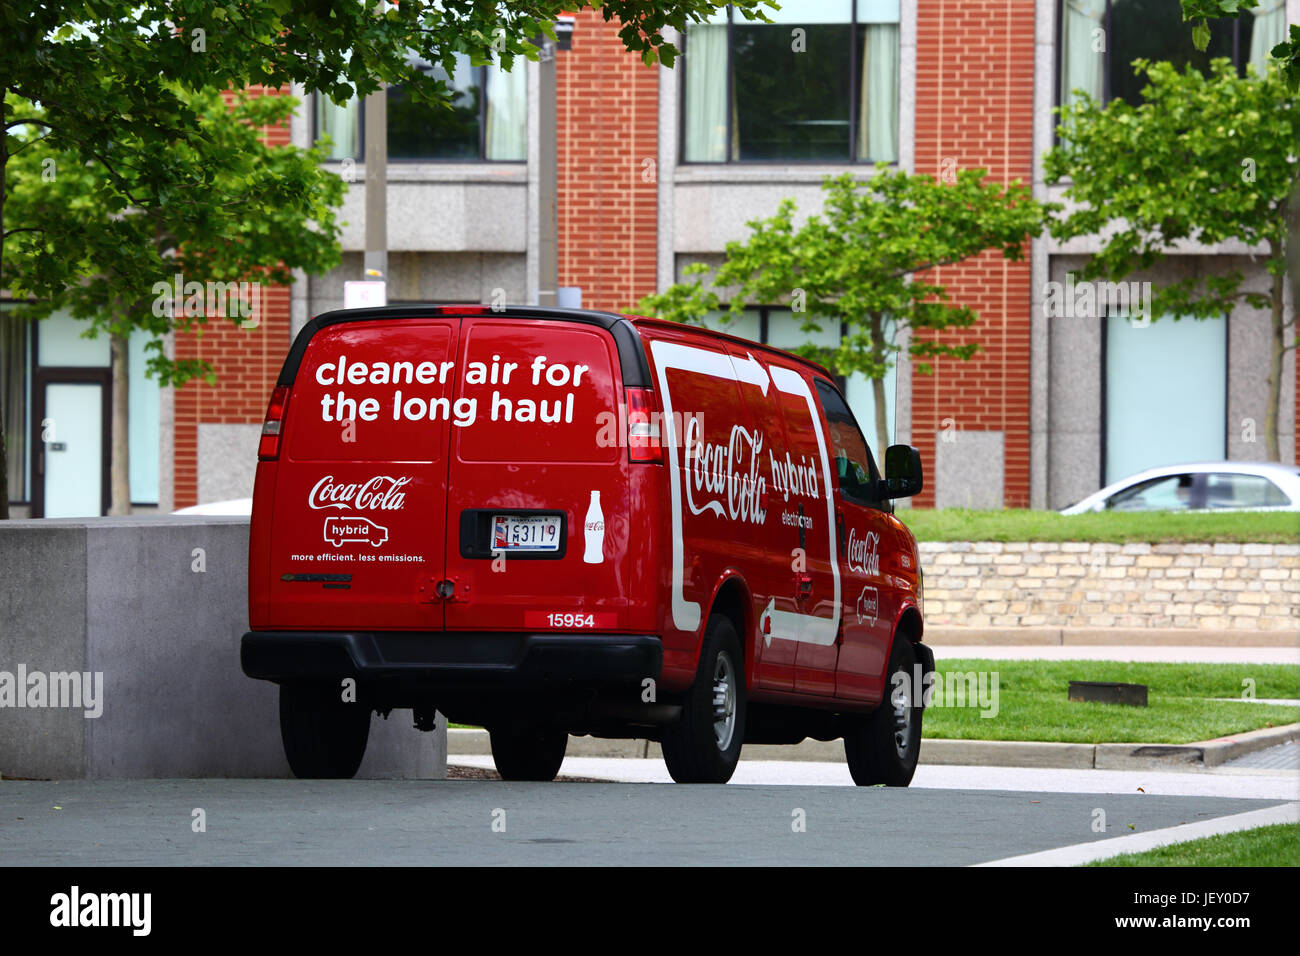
[0,779,1287,866]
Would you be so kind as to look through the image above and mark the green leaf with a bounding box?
[1192,19,1212,51]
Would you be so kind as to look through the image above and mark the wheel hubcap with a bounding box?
[893,683,912,758]
[712,651,736,751]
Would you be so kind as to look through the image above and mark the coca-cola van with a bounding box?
[241,305,932,785]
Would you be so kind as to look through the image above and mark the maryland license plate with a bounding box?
[492,515,562,552]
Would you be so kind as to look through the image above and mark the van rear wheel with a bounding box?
[844,637,922,787]
[279,682,371,779]
[489,725,568,781]
[661,614,746,784]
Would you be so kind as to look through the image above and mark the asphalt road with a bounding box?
[0,779,1288,866]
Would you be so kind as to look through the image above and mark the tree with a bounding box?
[637,168,1049,456]
[1,0,770,517]
[4,87,344,513]
[1180,0,1300,87]
[1179,0,1300,357]
[1044,58,1299,462]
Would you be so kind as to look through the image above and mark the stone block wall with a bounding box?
[919,542,1299,631]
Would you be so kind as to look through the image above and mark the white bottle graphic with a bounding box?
[583,490,605,564]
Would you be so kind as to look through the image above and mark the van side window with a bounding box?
[814,379,880,505]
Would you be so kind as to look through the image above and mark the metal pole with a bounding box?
[364,83,387,283]
[537,36,558,307]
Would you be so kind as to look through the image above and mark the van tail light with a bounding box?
[258,385,290,461]
[625,387,663,464]
[435,305,491,315]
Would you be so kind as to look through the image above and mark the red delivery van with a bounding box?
[241,305,933,785]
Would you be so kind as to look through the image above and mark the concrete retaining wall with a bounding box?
[0,517,444,780]
[920,541,1300,632]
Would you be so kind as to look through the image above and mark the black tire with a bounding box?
[844,636,922,786]
[661,614,746,784]
[279,681,371,779]
[489,725,568,781]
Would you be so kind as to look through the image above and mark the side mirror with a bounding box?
[879,444,923,499]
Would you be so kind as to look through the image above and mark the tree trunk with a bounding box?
[1289,176,1299,362]
[1,115,9,520]
[0,389,8,521]
[1289,177,1299,464]
[872,374,890,461]
[109,329,131,514]
[1264,267,1285,463]
[869,311,891,457]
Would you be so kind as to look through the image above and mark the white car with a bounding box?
[1061,462,1300,515]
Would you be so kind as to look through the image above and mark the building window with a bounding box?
[699,306,896,454]
[1103,312,1226,485]
[3,310,161,512]
[1057,0,1283,118]
[315,53,527,162]
[683,0,900,164]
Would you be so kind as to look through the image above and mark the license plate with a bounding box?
[492,515,562,552]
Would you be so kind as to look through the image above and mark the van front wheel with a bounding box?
[844,637,922,787]
[661,614,746,784]
[279,682,371,779]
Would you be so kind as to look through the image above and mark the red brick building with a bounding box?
[4,0,1295,517]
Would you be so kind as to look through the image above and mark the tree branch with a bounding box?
[5,132,53,157]
[892,255,980,279]
[3,117,55,132]
[80,146,148,207]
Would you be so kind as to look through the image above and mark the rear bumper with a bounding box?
[241,630,662,688]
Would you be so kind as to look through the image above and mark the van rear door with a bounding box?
[441,316,630,633]
[263,317,459,631]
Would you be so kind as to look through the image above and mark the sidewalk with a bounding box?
[451,639,1300,771]
[446,754,1300,798]
[449,723,1300,771]
[926,626,1298,648]
[929,644,1299,664]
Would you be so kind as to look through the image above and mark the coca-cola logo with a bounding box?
[309,475,412,511]
[683,418,767,526]
[848,528,880,576]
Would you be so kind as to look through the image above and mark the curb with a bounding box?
[448,722,1300,770]
[926,626,1300,648]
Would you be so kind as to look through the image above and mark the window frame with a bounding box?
[814,376,887,510]
[1053,0,1252,122]
[679,1,900,166]
[1104,472,1201,511]
[1203,472,1292,508]
[1099,306,1229,489]
[312,62,526,164]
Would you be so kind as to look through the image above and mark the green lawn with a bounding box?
[899,507,1300,544]
[922,659,1300,744]
[1087,823,1299,867]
